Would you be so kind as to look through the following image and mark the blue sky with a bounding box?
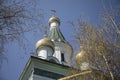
[0,0,119,80]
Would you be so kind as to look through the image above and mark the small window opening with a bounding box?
[61,53,65,62]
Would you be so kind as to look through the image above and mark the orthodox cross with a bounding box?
[51,10,56,16]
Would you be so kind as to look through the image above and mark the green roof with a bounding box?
[19,56,71,80]
[48,27,66,42]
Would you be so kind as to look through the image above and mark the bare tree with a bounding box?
[0,0,43,65]
[69,6,120,80]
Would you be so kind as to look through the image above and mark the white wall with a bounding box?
[37,46,53,59]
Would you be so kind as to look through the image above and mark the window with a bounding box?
[61,53,65,62]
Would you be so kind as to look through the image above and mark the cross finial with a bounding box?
[51,10,56,16]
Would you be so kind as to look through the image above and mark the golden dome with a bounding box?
[36,36,55,51]
[75,50,88,66]
[48,16,60,25]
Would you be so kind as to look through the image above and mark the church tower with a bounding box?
[48,16,73,66]
[36,15,73,66]
[76,46,90,70]
[36,35,55,60]
[20,15,73,80]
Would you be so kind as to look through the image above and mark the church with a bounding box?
[19,15,108,80]
[19,15,74,80]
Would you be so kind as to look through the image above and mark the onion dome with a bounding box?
[48,16,66,42]
[36,36,55,51]
[75,48,88,66]
[48,16,60,25]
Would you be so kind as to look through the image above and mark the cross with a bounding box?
[51,10,56,16]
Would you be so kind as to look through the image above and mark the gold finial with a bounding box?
[51,10,56,16]
[49,10,60,25]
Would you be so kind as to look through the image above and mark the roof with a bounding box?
[19,56,71,80]
[48,27,66,42]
